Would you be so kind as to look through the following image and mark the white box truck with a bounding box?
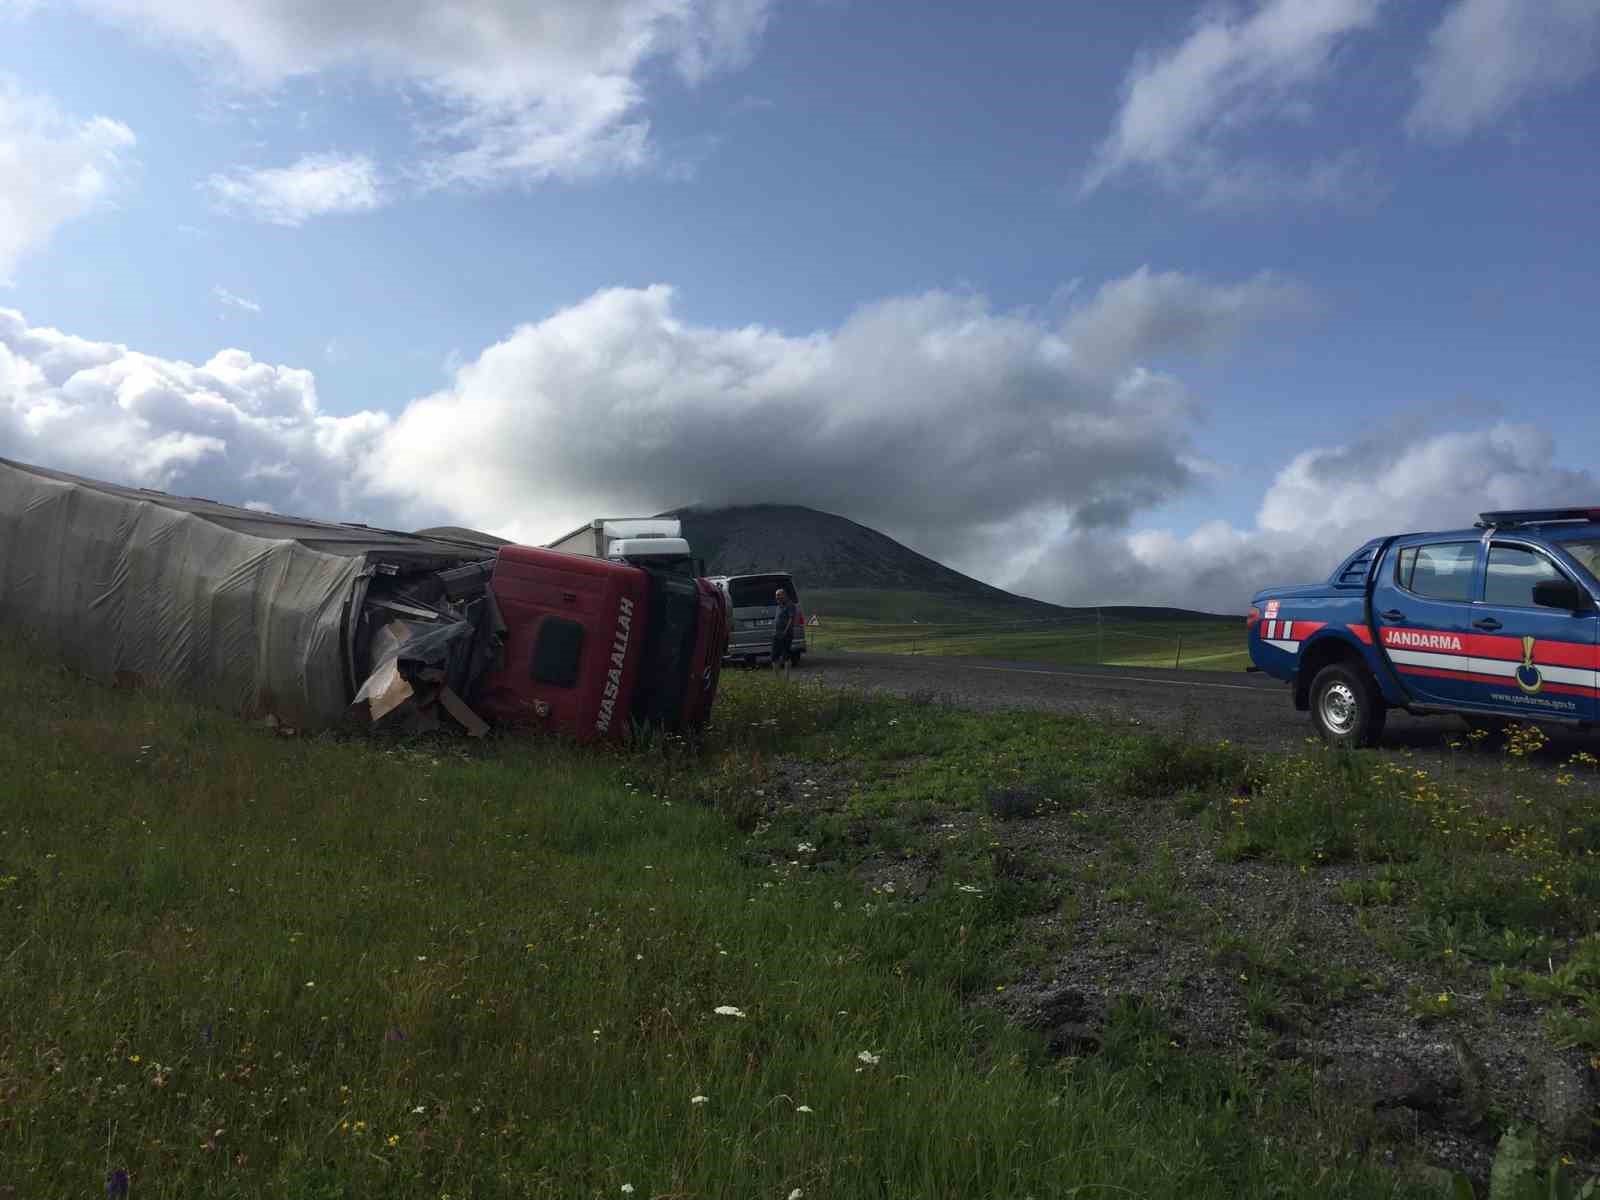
[545,518,703,575]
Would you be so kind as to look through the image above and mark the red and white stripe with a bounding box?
[1262,619,1325,654]
[1379,627,1600,699]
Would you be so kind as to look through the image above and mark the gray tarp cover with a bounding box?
[0,460,361,727]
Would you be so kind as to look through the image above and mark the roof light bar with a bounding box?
[1476,507,1600,528]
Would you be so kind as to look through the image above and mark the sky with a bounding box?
[2,0,1599,613]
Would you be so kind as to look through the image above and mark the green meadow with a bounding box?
[3,641,1598,1197]
[800,590,1247,671]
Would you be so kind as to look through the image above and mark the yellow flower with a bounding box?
[387,1134,400,1148]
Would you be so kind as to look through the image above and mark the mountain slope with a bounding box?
[663,503,1218,620]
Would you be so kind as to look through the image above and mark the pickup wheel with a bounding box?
[1309,662,1387,748]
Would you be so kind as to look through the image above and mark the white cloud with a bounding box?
[0,268,1308,568]
[359,273,1308,550]
[1408,0,1600,141]
[1060,267,1316,378]
[0,76,136,282]
[1012,423,1600,613]
[203,153,384,225]
[74,0,774,187]
[213,286,262,314]
[8,290,1587,616]
[0,308,389,518]
[1084,0,1384,207]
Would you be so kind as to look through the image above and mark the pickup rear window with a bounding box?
[1394,541,1477,602]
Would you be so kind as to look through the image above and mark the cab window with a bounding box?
[1484,543,1570,608]
[1394,541,1478,602]
[1557,538,1600,586]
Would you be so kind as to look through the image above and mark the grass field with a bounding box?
[800,590,1248,672]
[4,643,1600,1196]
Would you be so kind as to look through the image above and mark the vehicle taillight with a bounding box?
[1246,606,1261,632]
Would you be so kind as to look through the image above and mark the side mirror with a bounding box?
[1533,578,1594,612]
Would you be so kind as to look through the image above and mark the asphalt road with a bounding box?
[791,650,1596,759]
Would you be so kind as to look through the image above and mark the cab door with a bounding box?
[1371,538,1482,706]
[1468,540,1598,723]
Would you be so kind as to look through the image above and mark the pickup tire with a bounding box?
[1308,662,1387,748]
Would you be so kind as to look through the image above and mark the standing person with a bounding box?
[771,587,797,679]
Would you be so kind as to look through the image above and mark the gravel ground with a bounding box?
[745,651,1600,1184]
[791,650,1600,761]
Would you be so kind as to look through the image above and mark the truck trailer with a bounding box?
[0,458,729,741]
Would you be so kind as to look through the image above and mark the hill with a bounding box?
[662,503,1219,621]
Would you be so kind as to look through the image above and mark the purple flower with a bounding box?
[384,1027,408,1042]
[106,1168,130,1198]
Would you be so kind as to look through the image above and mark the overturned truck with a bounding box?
[0,459,730,739]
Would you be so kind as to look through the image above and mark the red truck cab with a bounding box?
[475,545,728,740]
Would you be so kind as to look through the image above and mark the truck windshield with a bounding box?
[1557,538,1600,585]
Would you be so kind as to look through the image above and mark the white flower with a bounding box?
[888,719,899,726]
[857,1050,880,1065]
[957,884,983,894]
[411,1105,426,1114]
[621,1186,634,1195]
[690,1095,708,1105]
[713,1006,746,1018]
[797,842,815,853]
[790,1190,804,1200]
[304,981,315,988]
[796,1104,813,1113]
[882,882,895,894]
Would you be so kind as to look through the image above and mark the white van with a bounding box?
[709,572,807,665]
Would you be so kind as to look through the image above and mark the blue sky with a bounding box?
[2,0,1599,611]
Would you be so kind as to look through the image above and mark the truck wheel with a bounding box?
[1309,662,1387,748]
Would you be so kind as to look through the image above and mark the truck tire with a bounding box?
[1309,662,1387,748]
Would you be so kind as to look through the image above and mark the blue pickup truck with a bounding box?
[1248,508,1600,747]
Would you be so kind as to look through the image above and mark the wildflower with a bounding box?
[797,842,815,853]
[956,884,983,894]
[714,1005,747,1018]
[790,1190,804,1200]
[106,1168,130,1199]
[127,1055,141,1065]
[796,1104,813,1113]
[304,981,315,989]
[690,1095,709,1105]
[412,1105,426,1114]
[386,1134,400,1148]
[622,1186,635,1195]
[857,1050,880,1065]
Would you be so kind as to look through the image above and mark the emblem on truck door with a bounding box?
[1516,636,1544,695]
